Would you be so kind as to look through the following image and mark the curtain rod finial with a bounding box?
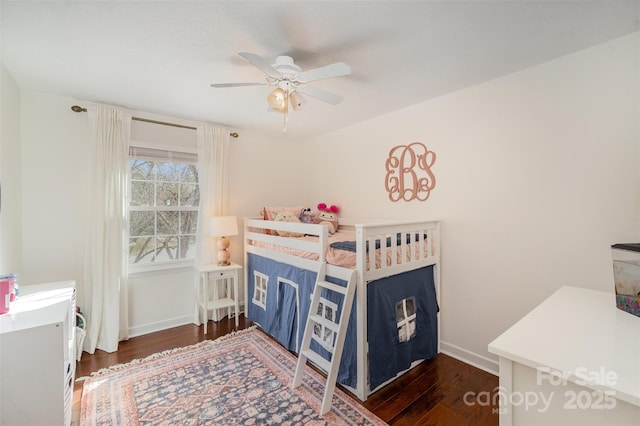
[230,132,238,138]
[71,105,87,113]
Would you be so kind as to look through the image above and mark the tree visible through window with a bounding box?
[129,158,199,265]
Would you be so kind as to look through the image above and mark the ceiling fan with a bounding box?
[211,52,351,120]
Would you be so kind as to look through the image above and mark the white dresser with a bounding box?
[489,286,640,425]
[0,281,76,426]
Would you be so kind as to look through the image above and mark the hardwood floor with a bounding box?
[72,316,498,425]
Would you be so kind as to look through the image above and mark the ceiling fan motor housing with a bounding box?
[272,56,301,76]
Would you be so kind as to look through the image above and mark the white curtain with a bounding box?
[193,124,230,324]
[84,106,132,353]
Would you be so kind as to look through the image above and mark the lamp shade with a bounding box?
[209,216,238,237]
[289,91,307,111]
[267,88,288,113]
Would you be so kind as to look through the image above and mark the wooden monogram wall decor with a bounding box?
[385,142,436,202]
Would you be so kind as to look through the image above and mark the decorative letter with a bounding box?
[385,142,436,202]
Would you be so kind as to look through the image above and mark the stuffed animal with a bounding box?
[273,211,303,237]
[316,203,339,235]
[299,207,313,224]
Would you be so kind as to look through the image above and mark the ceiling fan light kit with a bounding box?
[267,87,288,113]
[211,52,351,132]
[289,91,307,111]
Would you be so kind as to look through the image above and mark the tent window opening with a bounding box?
[396,297,417,343]
[312,298,338,351]
[253,272,268,309]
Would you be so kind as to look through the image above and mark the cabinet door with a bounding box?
[1,323,66,426]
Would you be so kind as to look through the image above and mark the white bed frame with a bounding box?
[243,217,441,401]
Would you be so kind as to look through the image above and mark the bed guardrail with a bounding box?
[244,217,440,280]
[244,217,330,271]
[353,219,440,282]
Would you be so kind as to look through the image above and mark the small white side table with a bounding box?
[196,262,242,334]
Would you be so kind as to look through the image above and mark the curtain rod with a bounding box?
[70,105,238,138]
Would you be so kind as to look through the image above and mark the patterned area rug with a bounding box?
[80,327,386,425]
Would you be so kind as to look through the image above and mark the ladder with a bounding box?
[292,263,357,415]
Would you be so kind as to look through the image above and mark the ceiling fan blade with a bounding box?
[299,86,344,105]
[298,62,351,82]
[238,52,282,78]
[210,82,265,88]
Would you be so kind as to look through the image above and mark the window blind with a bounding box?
[129,146,197,164]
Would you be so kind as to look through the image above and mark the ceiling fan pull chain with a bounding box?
[283,110,287,133]
[284,82,290,133]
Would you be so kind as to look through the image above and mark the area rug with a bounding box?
[80,327,386,425]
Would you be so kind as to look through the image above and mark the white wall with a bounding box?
[303,32,640,372]
[0,62,22,276]
[20,92,90,289]
[229,127,307,222]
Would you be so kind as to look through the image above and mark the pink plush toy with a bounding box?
[316,203,339,235]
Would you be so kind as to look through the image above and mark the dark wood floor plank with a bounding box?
[366,372,443,422]
[408,403,472,426]
[363,356,440,411]
[72,316,498,426]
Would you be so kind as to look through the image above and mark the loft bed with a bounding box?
[243,215,441,401]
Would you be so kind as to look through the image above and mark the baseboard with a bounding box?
[128,314,194,338]
[440,340,499,376]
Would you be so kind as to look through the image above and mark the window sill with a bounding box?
[128,261,194,278]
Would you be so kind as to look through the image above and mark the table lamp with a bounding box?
[209,216,239,266]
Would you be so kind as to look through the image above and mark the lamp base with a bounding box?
[217,237,231,266]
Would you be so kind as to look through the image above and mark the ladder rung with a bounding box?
[309,314,339,333]
[301,348,331,372]
[317,280,348,295]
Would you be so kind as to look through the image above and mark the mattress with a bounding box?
[249,230,429,269]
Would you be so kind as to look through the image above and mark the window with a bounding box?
[396,297,417,343]
[128,147,199,266]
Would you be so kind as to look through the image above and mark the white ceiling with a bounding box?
[1,1,639,139]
